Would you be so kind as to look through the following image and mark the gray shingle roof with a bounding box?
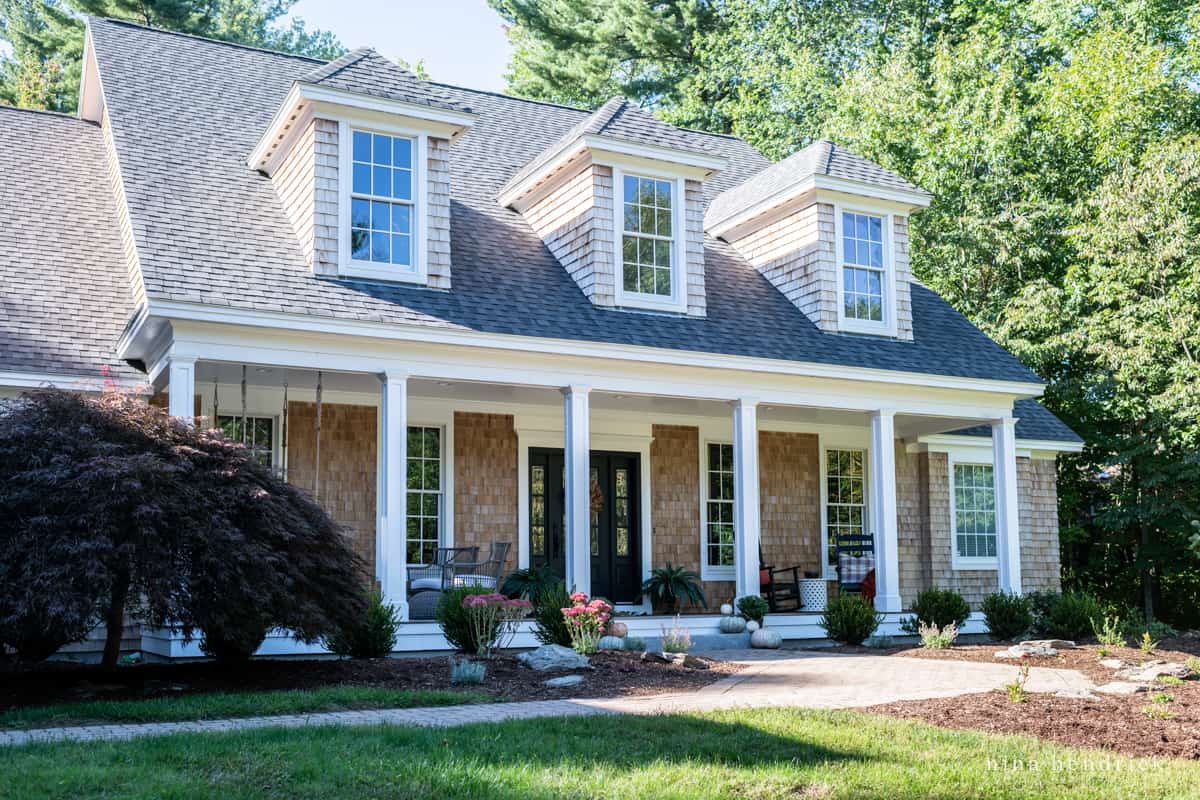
[300,47,472,114]
[0,106,139,382]
[499,96,720,200]
[37,19,1074,442]
[707,139,930,230]
[951,399,1083,444]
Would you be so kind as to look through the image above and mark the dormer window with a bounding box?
[350,130,415,268]
[613,168,686,312]
[836,208,896,335]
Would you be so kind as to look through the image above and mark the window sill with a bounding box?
[339,261,428,284]
[838,317,896,337]
[952,558,998,571]
[615,294,687,314]
[701,566,735,582]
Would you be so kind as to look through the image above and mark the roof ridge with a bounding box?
[87,16,329,64]
[301,47,373,83]
[0,104,98,125]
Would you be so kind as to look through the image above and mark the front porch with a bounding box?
[151,342,1042,654]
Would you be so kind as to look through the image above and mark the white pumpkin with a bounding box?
[597,635,626,651]
[745,620,760,633]
[606,621,628,638]
[719,615,747,634]
[750,628,782,649]
[719,603,734,617]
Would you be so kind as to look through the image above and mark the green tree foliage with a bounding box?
[498,0,1200,625]
[0,0,343,112]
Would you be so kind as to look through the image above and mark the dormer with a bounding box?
[706,140,930,339]
[249,49,477,288]
[499,98,726,316]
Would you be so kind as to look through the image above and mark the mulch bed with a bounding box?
[835,637,1200,759]
[863,682,1200,760]
[0,651,740,713]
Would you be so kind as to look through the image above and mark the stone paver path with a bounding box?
[0,650,1093,748]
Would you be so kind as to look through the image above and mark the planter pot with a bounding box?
[719,603,734,616]
[719,615,747,634]
[598,635,626,651]
[745,620,760,633]
[750,628,782,649]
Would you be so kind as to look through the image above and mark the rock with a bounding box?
[995,643,1057,659]
[682,654,710,670]
[516,644,592,672]
[543,674,584,687]
[641,651,672,664]
[1021,639,1076,650]
[1095,681,1150,695]
[1055,688,1096,699]
[1099,658,1129,670]
[1113,661,1192,682]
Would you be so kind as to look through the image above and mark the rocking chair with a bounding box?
[759,546,803,612]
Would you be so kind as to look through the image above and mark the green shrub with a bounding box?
[1121,617,1179,642]
[736,595,769,623]
[982,592,1032,641]
[435,586,497,653]
[1091,614,1126,649]
[325,591,400,658]
[1025,591,1060,635]
[200,616,269,664]
[820,595,882,645]
[900,588,970,635]
[1038,592,1103,641]
[500,565,560,601]
[531,582,573,647]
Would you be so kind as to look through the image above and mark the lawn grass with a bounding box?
[1,707,1194,799]
[0,687,487,729]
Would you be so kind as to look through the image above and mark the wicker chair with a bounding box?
[448,541,512,590]
[407,546,479,620]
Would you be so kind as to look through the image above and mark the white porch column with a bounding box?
[732,398,761,600]
[869,410,902,613]
[167,356,196,423]
[993,416,1023,594]
[563,385,591,596]
[380,369,409,619]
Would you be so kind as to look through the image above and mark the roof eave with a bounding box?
[498,132,726,209]
[249,81,478,174]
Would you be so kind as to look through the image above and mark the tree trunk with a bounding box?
[1140,522,1155,623]
[101,569,130,671]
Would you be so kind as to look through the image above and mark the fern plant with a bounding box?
[637,563,706,614]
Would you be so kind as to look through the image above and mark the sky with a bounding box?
[288,0,514,92]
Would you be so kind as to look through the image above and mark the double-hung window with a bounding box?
[825,448,867,571]
[406,425,442,565]
[617,172,684,310]
[839,210,889,330]
[952,462,998,566]
[704,443,735,574]
[218,415,275,468]
[349,129,415,270]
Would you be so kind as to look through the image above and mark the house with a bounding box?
[0,18,1081,656]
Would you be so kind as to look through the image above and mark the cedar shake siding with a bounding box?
[896,446,933,608]
[453,412,518,575]
[682,179,708,316]
[758,431,822,575]
[286,401,378,578]
[650,424,732,607]
[426,136,453,289]
[1019,456,1062,594]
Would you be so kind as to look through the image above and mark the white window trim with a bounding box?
[215,412,281,469]
[818,441,871,580]
[699,438,736,580]
[405,422,448,566]
[948,453,999,570]
[337,118,429,284]
[611,165,689,314]
[833,203,898,337]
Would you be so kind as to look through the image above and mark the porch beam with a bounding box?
[732,398,762,600]
[869,410,902,613]
[380,369,409,619]
[167,356,196,423]
[993,416,1022,594]
[563,385,591,595]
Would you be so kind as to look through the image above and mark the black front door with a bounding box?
[529,449,641,603]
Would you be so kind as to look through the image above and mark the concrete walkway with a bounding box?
[0,650,1093,748]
